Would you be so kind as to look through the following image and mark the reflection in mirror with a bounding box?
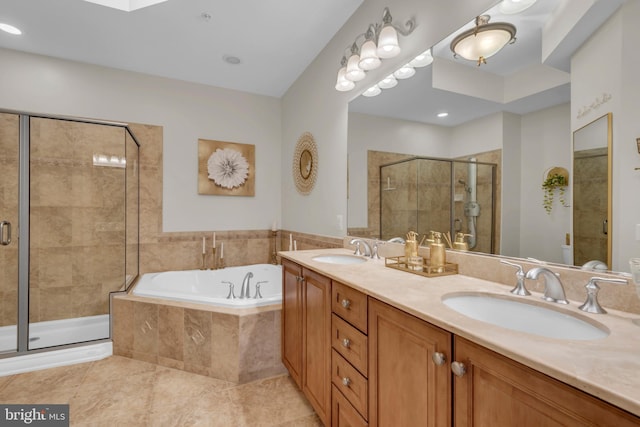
[573,113,612,269]
[346,0,625,271]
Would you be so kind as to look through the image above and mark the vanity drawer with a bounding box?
[332,385,368,427]
[332,314,368,376]
[332,281,367,333]
[332,350,368,420]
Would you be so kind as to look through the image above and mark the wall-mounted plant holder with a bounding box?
[542,167,569,214]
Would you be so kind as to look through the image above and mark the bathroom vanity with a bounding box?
[280,249,640,427]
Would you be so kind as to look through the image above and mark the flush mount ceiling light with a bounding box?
[83,0,169,12]
[437,112,449,118]
[499,0,538,15]
[0,23,22,35]
[450,15,516,66]
[335,7,415,92]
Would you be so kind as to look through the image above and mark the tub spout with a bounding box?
[241,272,253,299]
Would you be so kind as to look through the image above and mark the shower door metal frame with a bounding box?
[1,108,140,359]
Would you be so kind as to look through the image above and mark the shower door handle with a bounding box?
[0,221,11,245]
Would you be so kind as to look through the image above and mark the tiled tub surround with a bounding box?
[112,294,286,384]
[285,245,640,417]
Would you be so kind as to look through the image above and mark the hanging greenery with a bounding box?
[542,173,568,214]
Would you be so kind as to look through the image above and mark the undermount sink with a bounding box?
[442,293,609,341]
[311,254,367,265]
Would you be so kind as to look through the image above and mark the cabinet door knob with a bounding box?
[432,351,446,366]
[451,361,467,377]
[341,299,351,309]
[342,377,351,387]
[342,338,351,348]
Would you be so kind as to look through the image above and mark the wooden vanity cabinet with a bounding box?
[368,298,452,427]
[282,259,303,388]
[281,259,332,425]
[452,336,640,427]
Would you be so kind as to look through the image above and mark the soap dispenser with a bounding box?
[429,232,446,273]
[453,233,471,251]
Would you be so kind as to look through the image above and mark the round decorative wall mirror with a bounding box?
[293,132,318,195]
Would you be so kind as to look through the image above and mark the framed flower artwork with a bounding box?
[198,139,255,196]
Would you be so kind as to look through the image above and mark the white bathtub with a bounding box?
[132,264,282,308]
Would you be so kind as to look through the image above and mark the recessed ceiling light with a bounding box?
[0,23,22,35]
[437,112,449,118]
[223,55,241,65]
[83,0,169,12]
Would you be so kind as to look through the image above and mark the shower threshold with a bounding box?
[0,314,110,353]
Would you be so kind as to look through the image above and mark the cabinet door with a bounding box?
[302,268,332,425]
[282,259,303,388]
[333,385,368,427]
[368,298,452,427]
[453,336,640,427]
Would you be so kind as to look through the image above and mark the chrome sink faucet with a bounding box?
[349,238,371,257]
[525,267,569,304]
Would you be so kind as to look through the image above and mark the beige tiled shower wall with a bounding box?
[28,118,128,323]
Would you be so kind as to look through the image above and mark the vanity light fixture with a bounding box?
[450,15,516,66]
[362,85,382,97]
[377,74,398,89]
[393,64,416,80]
[335,7,415,91]
[409,49,433,68]
[0,23,22,35]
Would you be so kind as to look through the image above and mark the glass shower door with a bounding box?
[28,117,125,349]
[0,113,20,354]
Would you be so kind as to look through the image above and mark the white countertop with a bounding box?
[279,248,640,417]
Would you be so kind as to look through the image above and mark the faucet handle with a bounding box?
[500,260,530,296]
[352,241,363,256]
[578,277,628,314]
[371,240,384,259]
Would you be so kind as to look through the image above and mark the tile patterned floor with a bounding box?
[0,356,323,426]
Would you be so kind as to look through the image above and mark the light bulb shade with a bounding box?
[345,54,366,82]
[393,64,415,80]
[335,67,355,92]
[377,25,401,58]
[362,85,382,97]
[359,40,382,70]
[377,75,397,89]
[451,17,516,62]
[410,49,433,68]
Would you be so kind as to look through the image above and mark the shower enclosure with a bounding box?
[0,111,139,357]
[380,157,496,253]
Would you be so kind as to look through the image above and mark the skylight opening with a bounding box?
[83,0,169,12]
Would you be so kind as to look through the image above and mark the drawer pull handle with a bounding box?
[341,299,351,309]
[451,361,467,377]
[342,377,351,387]
[342,338,351,348]
[432,351,446,366]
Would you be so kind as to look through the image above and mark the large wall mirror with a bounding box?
[573,113,612,269]
[346,0,626,272]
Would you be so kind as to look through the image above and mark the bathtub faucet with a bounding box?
[241,272,254,299]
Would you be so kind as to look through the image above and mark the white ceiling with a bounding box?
[349,0,624,127]
[0,0,363,97]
